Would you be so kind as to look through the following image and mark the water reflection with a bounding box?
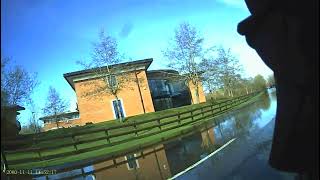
[30,90,276,180]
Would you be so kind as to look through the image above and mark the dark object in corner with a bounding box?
[238,0,319,179]
[1,105,25,138]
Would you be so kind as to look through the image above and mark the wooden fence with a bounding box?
[1,91,260,169]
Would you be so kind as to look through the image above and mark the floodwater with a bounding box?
[6,88,296,180]
[173,88,296,180]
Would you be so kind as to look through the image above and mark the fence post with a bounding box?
[33,137,38,146]
[133,121,138,137]
[112,156,117,168]
[201,108,204,117]
[177,113,181,125]
[205,122,208,130]
[157,119,161,130]
[37,149,42,161]
[105,129,111,143]
[71,134,78,151]
[191,111,194,121]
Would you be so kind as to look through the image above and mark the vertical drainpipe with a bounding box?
[135,69,146,113]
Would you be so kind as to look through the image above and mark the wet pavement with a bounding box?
[176,114,296,180]
[174,89,296,180]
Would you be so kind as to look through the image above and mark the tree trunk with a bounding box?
[230,89,234,97]
[246,87,249,95]
[55,114,59,129]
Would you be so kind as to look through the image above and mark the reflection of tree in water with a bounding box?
[259,92,271,110]
[200,129,220,154]
[216,115,237,139]
[217,121,225,139]
[232,92,271,135]
[133,167,141,180]
[132,167,138,180]
[164,133,204,174]
[182,134,203,163]
[201,130,211,151]
[256,139,272,154]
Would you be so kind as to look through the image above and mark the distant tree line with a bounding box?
[162,22,270,102]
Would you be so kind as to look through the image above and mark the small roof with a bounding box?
[147,69,181,80]
[39,111,79,121]
[64,58,153,90]
[147,69,179,74]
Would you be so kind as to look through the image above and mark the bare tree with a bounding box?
[199,57,221,98]
[27,99,42,133]
[42,86,68,128]
[77,29,138,122]
[1,57,39,106]
[163,22,215,104]
[215,47,243,97]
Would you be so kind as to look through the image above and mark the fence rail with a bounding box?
[2,91,260,168]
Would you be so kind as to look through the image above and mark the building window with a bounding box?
[112,99,125,119]
[107,75,117,87]
[71,113,79,119]
[154,98,173,111]
[125,154,139,170]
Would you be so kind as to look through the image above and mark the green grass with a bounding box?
[8,99,228,147]
[4,92,263,169]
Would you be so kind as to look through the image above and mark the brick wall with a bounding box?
[188,81,206,104]
[74,70,155,124]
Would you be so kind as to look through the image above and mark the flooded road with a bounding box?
[174,89,296,180]
[31,89,296,180]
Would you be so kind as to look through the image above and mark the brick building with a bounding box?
[40,58,206,131]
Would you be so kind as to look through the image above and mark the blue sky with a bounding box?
[1,0,273,126]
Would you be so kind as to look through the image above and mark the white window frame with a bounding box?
[124,154,140,170]
[110,98,126,119]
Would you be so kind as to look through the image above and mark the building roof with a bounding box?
[39,111,79,121]
[147,69,183,80]
[64,58,153,90]
[147,69,179,74]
